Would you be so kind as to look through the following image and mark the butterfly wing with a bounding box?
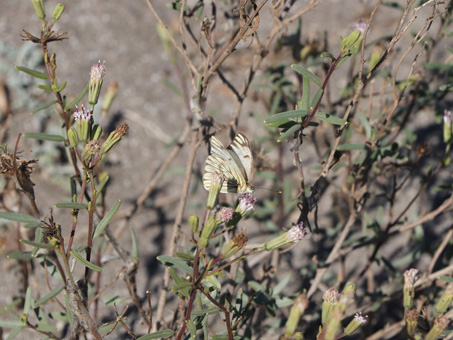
[203,136,247,193]
[227,133,255,184]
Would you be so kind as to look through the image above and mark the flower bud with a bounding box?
[73,105,93,142]
[338,282,356,312]
[68,127,78,147]
[189,214,199,234]
[322,287,340,325]
[88,60,106,106]
[403,268,419,309]
[406,309,418,336]
[52,3,64,22]
[264,223,310,251]
[324,307,343,340]
[221,233,247,259]
[92,124,102,141]
[206,172,223,210]
[341,30,361,54]
[426,316,449,340]
[344,312,367,335]
[102,81,118,115]
[81,140,101,163]
[30,0,45,20]
[198,215,218,249]
[435,283,453,317]
[285,294,308,337]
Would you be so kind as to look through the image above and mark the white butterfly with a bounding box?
[203,133,255,194]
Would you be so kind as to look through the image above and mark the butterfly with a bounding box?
[203,133,255,194]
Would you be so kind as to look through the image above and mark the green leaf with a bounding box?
[301,75,310,112]
[23,287,32,316]
[15,66,49,80]
[158,255,193,275]
[37,84,53,91]
[35,321,58,332]
[277,123,301,142]
[162,79,183,97]
[54,202,88,209]
[23,132,66,142]
[20,239,57,250]
[137,330,175,339]
[440,276,453,283]
[273,274,291,295]
[33,226,44,257]
[320,52,335,61]
[130,226,138,263]
[70,249,102,271]
[175,252,194,261]
[336,143,368,151]
[31,100,57,115]
[5,326,25,340]
[171,282,193,292]
[92,200,121,242]
[291,64,322,87]
[7,251,33,259]
[64,293,74,326]
[315,112,347,125]
[33,285,65,308]
[0,320,23,328]
[264,110,308,124]
[96,175,109,195]
[310,89,323,109]
[64,84,89,111]
[0,212,38,224]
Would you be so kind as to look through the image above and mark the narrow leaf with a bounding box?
[291,64,322,87]
[54,202,88,210]
[320,52,335,61]
[130,226,138,263]
[158,255,193,275]
[0,212,37,224]
[64,84,89,111]
[273,274,291,295]
[336,143,368,151]
[264,110,308,124]
[31,100,57,115]
[310,89,324,109]
[315,112,347,125]
[92,200,122,242]
[37,84,53,91]
[137,330,175,339]
[7,251,33,259]
[24,132,66,142]
[70,249,102,271]
[0,320,23,328]
[15,66,49,80]
[171,282,193,292]
[277,124,301,142]
[20,239,56,250]
[5,326,25,340]
[301,76,310,112]
[33,285,65,308]
[96,175,109,195]
[23,287,32,316]
[33,226,44,257]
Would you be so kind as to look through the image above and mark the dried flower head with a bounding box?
[221,233,248,259]
[0,147,37,200]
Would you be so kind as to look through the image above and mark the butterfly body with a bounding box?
[203,133,255,194]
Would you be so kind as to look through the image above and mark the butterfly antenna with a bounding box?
[255,186,282,194]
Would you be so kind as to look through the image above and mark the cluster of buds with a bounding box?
[264,222,310,251]
[321,284,366,340]
[67,61,128,167]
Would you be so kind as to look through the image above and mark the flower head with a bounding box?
[73,104,93,122]
[221,233,248,259]
[236,192,256,216]
[351,19,367,37]
[216,207,234,223]
[323,287,340,304]
[287,222,310,242]
[344,312,368,335]
[89,60,106,106]
[404,268,419,290]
